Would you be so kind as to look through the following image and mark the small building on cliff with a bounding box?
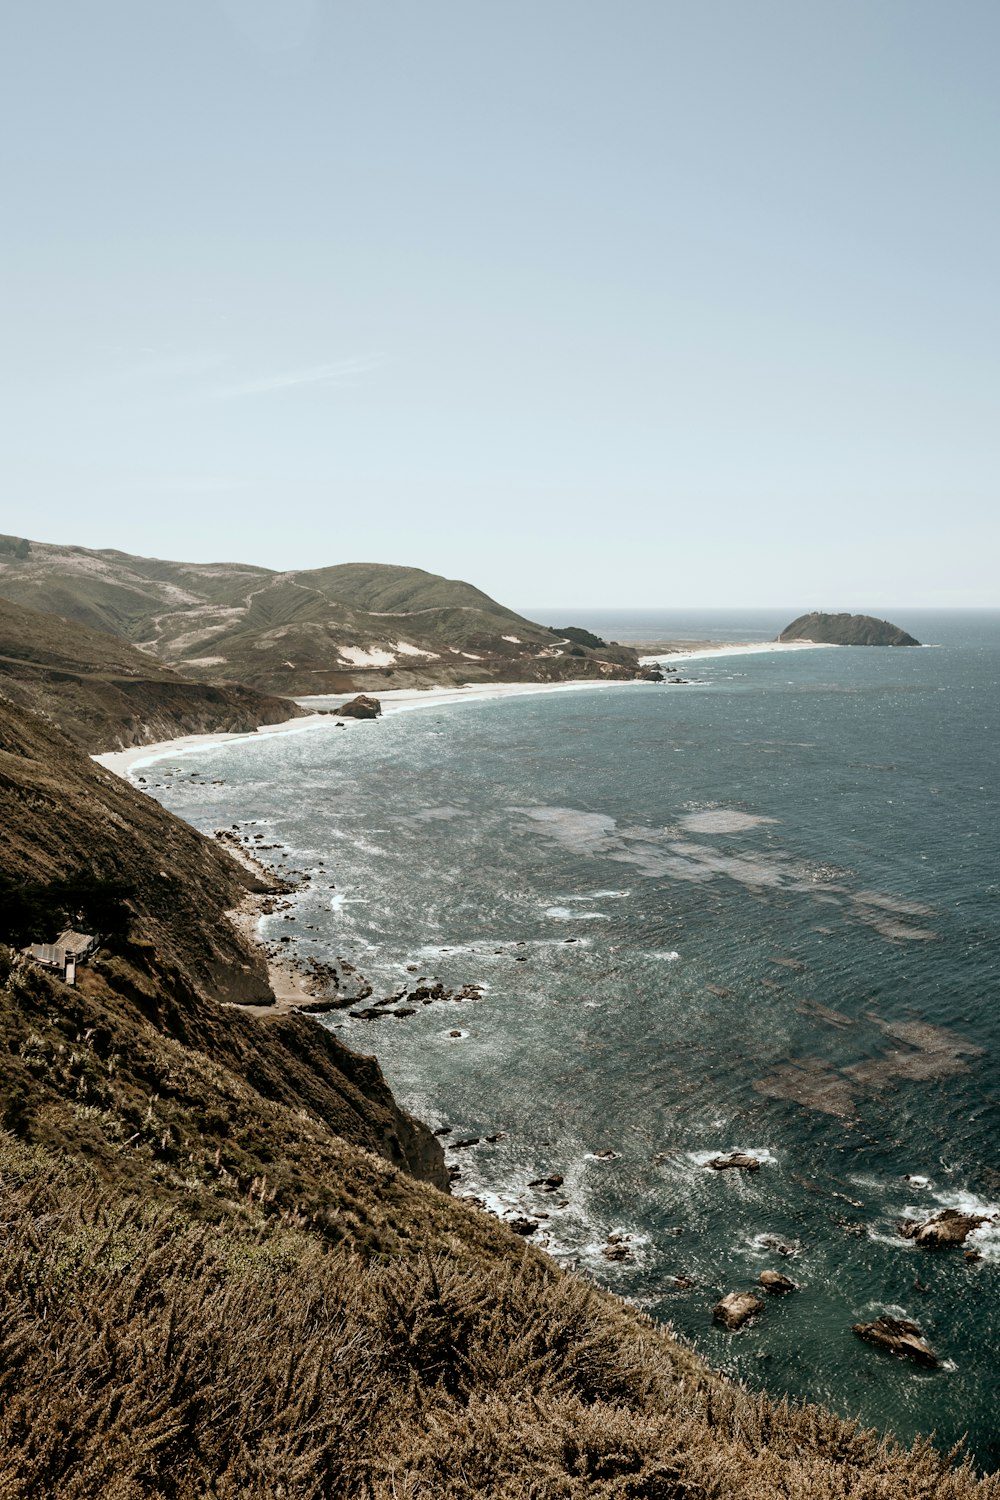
[24,929,98,985]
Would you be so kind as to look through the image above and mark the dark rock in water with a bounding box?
[602,1241,631,1262]
[759,1270,797,1295]
[508,1217,538,1236]
[670,1275,696,1291]
[452,1137,480,1150]
[707,1152,762,1173]
[852,1315,938,1367]
[433,1125,452,1136]
[335,694,382,720]
[897,1208,990,1248]
[529,1174,564,1190]
[714,1291,763,1330]
[591,1148,620,1160]
[777,612,920,647]
[757,1234,800,1257]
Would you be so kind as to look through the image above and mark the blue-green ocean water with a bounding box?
[134,610,999,1466]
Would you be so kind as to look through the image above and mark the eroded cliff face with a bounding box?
[0,691,445,1190]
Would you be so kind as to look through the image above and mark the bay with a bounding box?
[137,609,1000,1465]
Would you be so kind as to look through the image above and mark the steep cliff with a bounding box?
[0,691,443,1185]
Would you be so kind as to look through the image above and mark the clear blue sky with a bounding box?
[2,2,998,608]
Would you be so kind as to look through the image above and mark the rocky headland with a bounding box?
[777,612,920,646]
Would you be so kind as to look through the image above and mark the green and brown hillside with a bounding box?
[0,594,302,752]
[0,536,643,695]
[778,612,920,646]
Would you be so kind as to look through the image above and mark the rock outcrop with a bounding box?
[714,1292,763,1330]
[759,1270,797,1295]
[335,694,382,720]
[897,1208,991,1249]
[777,612,920,647]
[706,1152,762,1173]
[853,1315,938,1367]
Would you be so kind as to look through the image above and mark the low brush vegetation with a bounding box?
[2,951,998,1498]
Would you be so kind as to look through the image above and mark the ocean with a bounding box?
[132,609,999,1466]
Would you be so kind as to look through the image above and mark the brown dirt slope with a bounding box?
[0,593,302,751]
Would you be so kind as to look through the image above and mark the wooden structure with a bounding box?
[23,930,98,986]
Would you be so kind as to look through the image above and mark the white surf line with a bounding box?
[92,643,842,779]
[638,640,840,666]
[91,676,661,777]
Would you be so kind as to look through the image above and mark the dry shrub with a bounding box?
[0,1151,997,1500]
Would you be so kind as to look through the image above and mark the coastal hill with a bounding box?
[0,536,644,695]
[0,594,302,752]
[778,612,920,646]
[1,691,993,1492]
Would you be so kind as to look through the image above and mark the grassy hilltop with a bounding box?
[0,536,643,696]
[0,593,996,1494]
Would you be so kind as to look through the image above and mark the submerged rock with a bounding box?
[758,1270,797,1295]
[706,1152,762,1173]
[852,1315,938,1367]
[757,1234,800,1257]
[897,1208,990,1248]
[714,1291,763,1330]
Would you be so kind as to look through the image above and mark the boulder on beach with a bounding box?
[897,1208,990,1249]
[335,694,382,720]
[713,1291,763,1330]
[852,1315,938,1367]
[706,1152,762,1173]
[758,1270,797,1295]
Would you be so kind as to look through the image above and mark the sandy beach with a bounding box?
[92,639,837,778]
[637,639,839,666]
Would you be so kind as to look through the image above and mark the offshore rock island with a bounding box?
[0,546,993,1495]
[778,611,921,646]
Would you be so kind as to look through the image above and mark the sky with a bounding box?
[2,1,998,609]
